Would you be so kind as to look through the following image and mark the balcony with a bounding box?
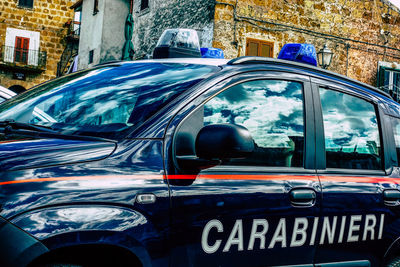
[65,20,80,42]
[0,45,47,72]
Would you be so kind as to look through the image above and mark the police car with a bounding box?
[1,47,400,267]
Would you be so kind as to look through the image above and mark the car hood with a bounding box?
[0,138,116,171]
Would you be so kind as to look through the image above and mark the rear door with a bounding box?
[312,79,400,266]
[165,72,321,266]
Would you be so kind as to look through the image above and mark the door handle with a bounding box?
[290,188,316,207]
[383,189,400,206]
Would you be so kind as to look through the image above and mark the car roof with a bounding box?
[83,57,400,110]
[226,57,393,100]
[102,57,392,98]
[98,58,229,67]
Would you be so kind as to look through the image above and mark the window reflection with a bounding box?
[391,117,400,166]
[0,63,218,138]
[319,88,381,170]
[204,80,304,167]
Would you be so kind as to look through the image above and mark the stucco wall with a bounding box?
[213,0,400,86]
[101,0,130,63]
[132,0,216,59]
[77,0,130,68]
[77,0,106,69]
[0,0,74,89]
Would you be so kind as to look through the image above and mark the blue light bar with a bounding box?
[200,48,224,59]
[277,43,317,66]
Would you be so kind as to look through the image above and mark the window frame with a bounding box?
[171,71,316,174]
[388,115,400,167]
[377,66,400,102]
[311,79,389,175]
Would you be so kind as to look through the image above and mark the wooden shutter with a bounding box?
[246,41,259,56]
[260,43,271,57]
[14,36,29,64]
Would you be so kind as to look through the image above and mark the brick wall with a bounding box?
[0,0,74,89]
[213,0,400,86]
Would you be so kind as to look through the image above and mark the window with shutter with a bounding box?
[377,66,400,102]
[246,38,274,57]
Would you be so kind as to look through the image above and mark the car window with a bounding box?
[391,117,400,166]
[0,63,219,138]
[319,87,381,170]
[203,79,305,167]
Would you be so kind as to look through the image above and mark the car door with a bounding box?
[312,79,400,266]
[164,72,321,267]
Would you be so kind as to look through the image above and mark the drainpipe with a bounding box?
[130,0,134,14]
[346,43,349,76]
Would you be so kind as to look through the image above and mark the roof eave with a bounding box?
[70,0,83,10]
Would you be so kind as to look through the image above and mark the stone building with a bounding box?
[213,0,400,97]
[132,0,215,59]
[73,0,400,97]
[0,0,75,91]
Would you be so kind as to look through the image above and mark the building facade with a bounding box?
[74,0,130,70]
[0,0,74,91]
[74,0,400,98]
[213,0,400,97]
[75,0,215,70]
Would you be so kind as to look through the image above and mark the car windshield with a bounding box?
[0,62,219,139]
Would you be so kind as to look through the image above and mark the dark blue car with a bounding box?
[1,57,400,267]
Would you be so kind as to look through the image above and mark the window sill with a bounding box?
[17,5,34,10]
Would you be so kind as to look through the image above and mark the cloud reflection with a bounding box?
[320,89,380,154]
[11,206,147,239]
[204,80,304,148]
[0,63,218,137]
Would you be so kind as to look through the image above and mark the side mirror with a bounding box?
[174,124,254,184]
[196,123,254,160]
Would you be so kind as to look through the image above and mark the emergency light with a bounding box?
[277,43,318,66]
[153,29,202,59]
[200,48,224,59]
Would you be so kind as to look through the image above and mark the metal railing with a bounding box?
[0,45,47,69]
[66,21,81,38]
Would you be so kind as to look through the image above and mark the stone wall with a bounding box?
[213,0,400,86]
[0,0,74,89]
[132,0,216,59]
